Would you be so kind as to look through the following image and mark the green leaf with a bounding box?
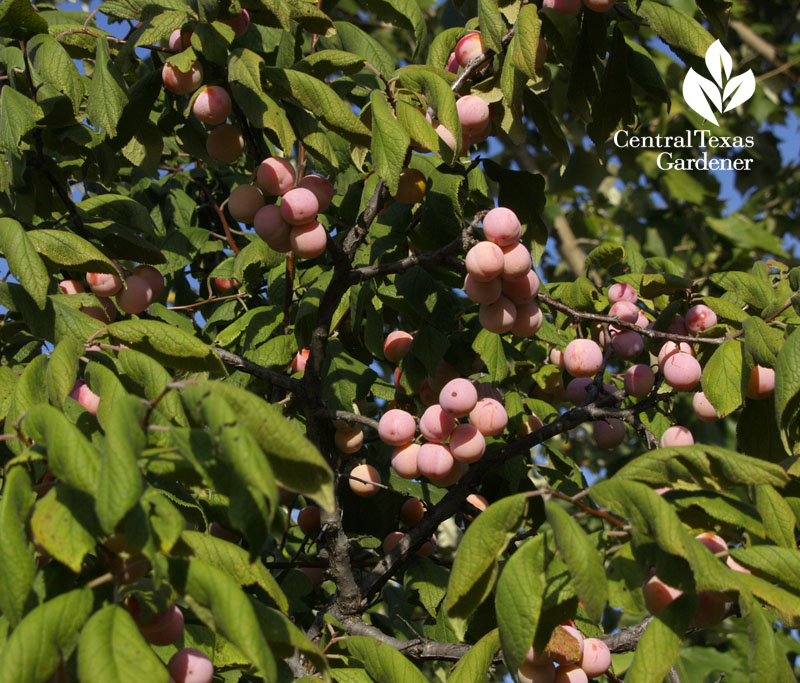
[78,605,169,683]
[182,382,334,511]
[755,485,797,549]
[0,467,36,626]
[329,21,395,79]
[426,27,471,70]
[46,337,83,407]
[701,339,744,417]
[710,271,771,309]
[107,320,224,373]
[546,502,608,621]
[633,0,715,57]
[739,591,796,683]
[447,628,500,683]
[27,229,120,274]
[521,91,569,166]
[625,37,670,105]
[78,194,159,237]
[585,242,625,270]
[478,0,506,53]
[587,26,634,146]
[360,0,426,55]
[405,556,448,618]
[471,329,508,382]
[293,49,365,78]
[116,348,187,426]
[775,328,800,451]
[181,531,288,613]
[27,34,84,116]
[0,0,48,38]
[395,67,461,164]
[4,355,48,454]
[370,91,410,196]
[444,493,534,639]
[86,36,128,138]
[742,317,783,368]
[495,535,546,675]
[263,67,371,146]
[0,86,42,156]
[626,594,698,683]
[511,5,542,81]
[499,36,526,144]
[22,405,100,494]
[321,339,378,412]
[396,97,442,157]
[96,395,144,534]
[0,587,93,682]
[729,546,800,594]
[167,557,277,682]
[346,636,428,683]
[233,239,283,284]
[0,219,49,309]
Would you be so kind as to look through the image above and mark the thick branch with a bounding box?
[213,348,303,393]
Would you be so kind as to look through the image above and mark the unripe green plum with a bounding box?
[349,464,381,496]
[608,282,637,304]
[280,187,319,226]
[254,204,292,253]
[162,62,203,95]
[543,0,581,15]
[502,269,540,304]
[419,404,456,442]
[289,221,327,259]
[334,427,363,454]
[168,648,214,683]
[257,157,296,196]
[297,506,321,535]
[579,638,611,677]
[501,242,532,281]
[624,364,655,398]
[69,380,100,415]
[685,304,718,334]
[439,378,478,418]
[86,272,123,297]
[227,184,264,223]
[298,174,335,211]
[609,300,639,323]
[692,391,720,422]
[469,398,507,436]
[400,497,425,525]
[206,124,244,163]
[479,296,517,334]
[391,443,421,479]
[378,409,416,446]
[192,85,231,124]
[611,330,644,360]
[563,339,603,378]
[417,443,455,479]
[746,365,775,399]
[448,423,486,463]
[466,242,505,282]
[455,32,485,67]
[383,330,413,363]
[512,301,543,337]
[593,418,625,449]
[116,275,153,315]
[464,273,502,304]
[140,605,184,646]
[132,265,165,299]
[660,425,694,447]
[663,353,702,391]
[482,207,521,247]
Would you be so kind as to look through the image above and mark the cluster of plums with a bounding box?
[59,265,165,319]
[227,157,334,260]
[125,598,214,683]
[464,207,542,336]
[642,531,750,630]
[517,624,612,683]
[162,15,251,164]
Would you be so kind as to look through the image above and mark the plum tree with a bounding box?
[400,497,425,525]
[69,380,100,415]
[138,605,184,646]
[511,301,543,337]
[543,0,582,15]
[464,273,502,304]
[579,638,611,677]
[221,9,250,36]
[608,300,639,323]
[685,304,718,334]
[416,443,455,479]
[593,418,625,449]
[254,205,292,253]
[132,266,165,299]
[448,424,486,463]
[479,296,517,334]
[747,365,776,399]
[465,242,505,282]
[693,391,720,422]
[501,243,533,280]
[660,425,694,447]
[391,443,421,479]
[469,398,508,436]
[298,174,335,211]
[663,353,702,391]
[86,272,122,297]
[623,364,654,398]
[608,282,637,304]
[334,426,363,454]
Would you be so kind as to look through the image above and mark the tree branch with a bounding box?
[213,348,303,393]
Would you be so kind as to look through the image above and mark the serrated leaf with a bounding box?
[511,5,542,81]
[633,0,715,58]
[107,320,224,373]
[233,238,283,284]
[360,0,426,54]
[78,194,159,236]
[116,348,187,426]
[0,587,93,682]
[444,493,534,639]
[585,242,625,269]
[729,546,800,593]
[27,229,120,275]
[447,628,500,683]
[78,605,169,683]
[471,329,508,382]
[330,21,395,79]
[346,636,428,683]
[86,36,128,138]
[701,339,744,417]
[0,218,49,309]
[370,91,409,195]
[0,0,49,38]
[478,0,506,54]
[46,337,82,407]
[739,591,796,683]
[742,317,783,368]
[405,556,448,618]
[495,535,546,675]
[755,485,797,549]
[546,502,607,620]
[775,328,800,452]
[0,86,42,156]
[27,34,84,116]
[181,531,288,613]
[0,467,36,626]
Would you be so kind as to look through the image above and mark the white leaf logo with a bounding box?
[682,40,755,125]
